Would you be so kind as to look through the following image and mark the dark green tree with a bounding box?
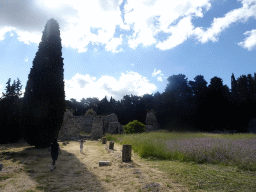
[188,75,208,97]
[0,78,23,143]
[19,18,66,148]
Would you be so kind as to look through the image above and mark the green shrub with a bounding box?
[123,120,146,134]
[85,108,96,116]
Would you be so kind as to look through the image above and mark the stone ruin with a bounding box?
[145,109,160,132]
[58,108,161,140]
[58,109,124,140]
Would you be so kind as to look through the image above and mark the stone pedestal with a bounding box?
[99,161,111,166]
[122,145,132,162]
[109,141,114,149]
[102,137,107,144]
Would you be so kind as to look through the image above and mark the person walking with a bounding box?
[50,137,61,171]
[80,139,84,153]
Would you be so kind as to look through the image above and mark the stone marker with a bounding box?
[122,144,132,162]
[109,141,114,149]
[102,137,107,144]
[0,163,3,171]
[99,161,111,166]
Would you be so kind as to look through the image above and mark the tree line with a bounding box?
[1,72,255,145]
[66,73,256,133]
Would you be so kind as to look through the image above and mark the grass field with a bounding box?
[105,130,256,191]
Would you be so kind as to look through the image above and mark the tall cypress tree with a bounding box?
[20,18,66,148]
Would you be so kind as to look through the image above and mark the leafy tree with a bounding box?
[188,75,208,97]
[19,18,66,148]
[123,120,146,134]
[85,108,96,116]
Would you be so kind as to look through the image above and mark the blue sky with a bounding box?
[0,0,255,102]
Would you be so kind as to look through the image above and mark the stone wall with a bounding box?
[109,122,123,134]
[91,117,103,140]
[58,109,121,140]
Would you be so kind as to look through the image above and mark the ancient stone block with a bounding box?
[109,141,114,149]
[103,113,118,133]
[99,161,111,166]
[91,117,103,140]
[102,137,107,144]
[109,122,121,134]
[145,110,160,132]
[122,145,132,162]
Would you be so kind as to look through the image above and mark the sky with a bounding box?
[0,0,255,102]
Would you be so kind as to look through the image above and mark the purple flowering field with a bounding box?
[164,137,256,171]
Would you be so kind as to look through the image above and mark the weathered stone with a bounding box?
[122,145,132,162]
[103,113,118,133]
[109,122,122,134]
[59,109,122,140]
[91,117,103,140]
[102,137,107,144]
[109,141,114,150]
[99,161,111,166]
[145,110,160,132]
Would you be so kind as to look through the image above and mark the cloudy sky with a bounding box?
[0,0,255,102]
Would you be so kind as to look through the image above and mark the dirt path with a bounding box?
[0,140,189,192]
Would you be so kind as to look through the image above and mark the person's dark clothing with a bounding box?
[51,139,59,165]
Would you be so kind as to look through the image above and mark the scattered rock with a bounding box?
[126,164,134,168]
[142,182,160,190]
[133,169,141,174]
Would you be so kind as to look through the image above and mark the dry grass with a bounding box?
[0,140,189,192]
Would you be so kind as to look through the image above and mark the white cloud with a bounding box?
[64,72,157,101]
[0,27,15,41]
[152,69,162,77]
[156,16,194,50]
[152,68,164,81]
[131,63,134,66]
[238,29,256,51]
[1,0,256,53]
[157,77,163,82]
[194,1,256,43]
[124,0,211,49]
[25,57,29,62]
[105,35,123,53]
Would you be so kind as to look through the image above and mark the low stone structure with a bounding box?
[145,109,160,132]
[58,109,122,140]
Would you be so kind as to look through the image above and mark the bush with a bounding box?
[123,120,146,134]
[85,108,96,116]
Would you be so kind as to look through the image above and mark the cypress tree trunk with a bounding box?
[20,18,66,148]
